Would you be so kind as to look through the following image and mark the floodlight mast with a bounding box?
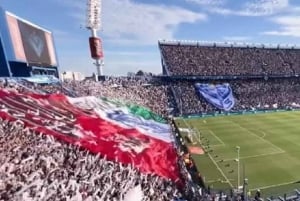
[86,0,103,77]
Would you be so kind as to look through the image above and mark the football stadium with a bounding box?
[1,1,300,201]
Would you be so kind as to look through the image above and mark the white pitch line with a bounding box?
[206,178,235,183]
[249,180,299,191]
[192,129,234,188]
[210,144,225,147]
[229,120,285,153]
[208,130,225,145]
[222,150,285,162]
[206,179,220,183]
[206,150,234,188]
[259,130,266,138]
[182,118,191,129]
[182,119,233,188]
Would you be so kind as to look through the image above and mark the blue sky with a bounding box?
[1,0,300,76]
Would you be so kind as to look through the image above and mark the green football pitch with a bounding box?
[176,111,300,197]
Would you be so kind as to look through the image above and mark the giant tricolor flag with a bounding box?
[0,89,180,181]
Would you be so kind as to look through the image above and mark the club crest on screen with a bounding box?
[28,32,44,57]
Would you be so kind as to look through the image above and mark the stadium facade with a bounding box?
[0,7,59,77]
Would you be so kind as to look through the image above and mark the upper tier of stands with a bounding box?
[159,40,300,76]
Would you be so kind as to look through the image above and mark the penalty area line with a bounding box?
[249,180,300,191]
[195,128,234,188]
[229,120,285,153]
[181,118,233,188]
[208,129,225,145]
[222,150,285,162]
[207,151,234,189]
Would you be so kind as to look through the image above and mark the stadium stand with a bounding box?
[157,40,300,200]
[159,41,300,76]
[3,39,300,200]
[172,78,300,115]
[2,75,300,200]
[0,120,182,201]
[63,77,171,117]
[0,79,189,201]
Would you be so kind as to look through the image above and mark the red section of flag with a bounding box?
[0,89,180,182]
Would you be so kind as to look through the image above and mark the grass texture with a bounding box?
[176,111,300,197]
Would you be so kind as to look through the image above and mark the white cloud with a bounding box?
[239,0,289,16]
[207,7,233,15]
[64,0,206,45]
[223,36,252,41]
[54,0,206,75]
[187,0,290,17]
[102,0,206,45]
[185,0,225,6]
[262,15,300,37]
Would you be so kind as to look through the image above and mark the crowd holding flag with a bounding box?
[0,89,180,182]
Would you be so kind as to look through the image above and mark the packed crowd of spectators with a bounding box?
[0,77,170,117]
[3,71,300,200]
[2,39,300,201]
[8,75,300,118]
[0,78,203,201]
[0,119,183,201]
[232,78,300,110]
[160,44,300,76]
[173,78,300,115]
[173,82,215,114]
[63,77,171,117]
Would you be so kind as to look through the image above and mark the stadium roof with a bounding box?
[158,39,300,50]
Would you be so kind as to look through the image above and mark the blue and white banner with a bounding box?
[195,83,235,111]
[22,75,60,84]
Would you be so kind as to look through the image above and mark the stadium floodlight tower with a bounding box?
[86,0,104,79]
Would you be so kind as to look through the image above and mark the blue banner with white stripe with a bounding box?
[195,83,235,111]
[22,75,60,84]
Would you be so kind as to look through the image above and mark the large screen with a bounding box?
[6,12,57,66]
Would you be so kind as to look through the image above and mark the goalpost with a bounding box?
[187,128,201,145]
[181,119,202,145]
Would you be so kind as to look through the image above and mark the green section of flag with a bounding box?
[100,97,166,123]
[127,104,166,124]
